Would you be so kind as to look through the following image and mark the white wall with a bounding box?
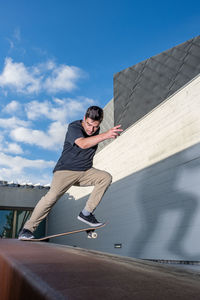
[97,99,114,152]
[47,75,200,261]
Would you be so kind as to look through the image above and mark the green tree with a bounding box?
[2,211,14,238]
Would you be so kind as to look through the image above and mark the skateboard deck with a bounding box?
[20,222,107,242]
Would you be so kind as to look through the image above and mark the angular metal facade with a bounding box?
[114,35,200,131]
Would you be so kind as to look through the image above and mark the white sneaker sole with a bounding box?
[77,216,103,227]
[18,236,34,240]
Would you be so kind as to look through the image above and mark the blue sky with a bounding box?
[0,0,199,184]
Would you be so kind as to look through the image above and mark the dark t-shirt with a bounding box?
[53,120,100,172]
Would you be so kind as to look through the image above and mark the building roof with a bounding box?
[0,180,50,189]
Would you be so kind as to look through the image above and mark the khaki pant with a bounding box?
[25,168,112,232]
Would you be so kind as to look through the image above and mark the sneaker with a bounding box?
[18,228,35,240]
[77,212,103,227]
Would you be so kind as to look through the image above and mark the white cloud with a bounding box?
[0,57,84,94]
[0,117,30,129]
[61,97,95,118]
[7,27,21,50]
[2,143,23,155]
[0,152,54,184]
[0,96,95,152]
[25,100,65,122]
[3,100,21,114]
[0,152,54,170]
[0,58,41,93]
[25,97,95,123]
[0,55,97,183]
[10,121,66,150]
[44,64,82,93]
[0,133,23,155]
[13,28,21,42]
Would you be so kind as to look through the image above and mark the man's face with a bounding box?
[82,117,100,136]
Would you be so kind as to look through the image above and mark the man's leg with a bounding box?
[24,170,83,233]
[76,168,112,224]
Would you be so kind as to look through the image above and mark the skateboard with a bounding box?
[20,222,107,242]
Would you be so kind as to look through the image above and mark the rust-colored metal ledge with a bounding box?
[1,239,200,300]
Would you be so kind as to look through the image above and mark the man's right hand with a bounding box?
[75,125,123,149]
[104,125,123,139]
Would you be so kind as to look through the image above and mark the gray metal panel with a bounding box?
[0,186,47,209]
[114,36,200,130]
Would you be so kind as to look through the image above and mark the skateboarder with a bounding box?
[18,106,122,240]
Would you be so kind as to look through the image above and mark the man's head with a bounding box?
[82,106,103,136]
[85,106,103,122]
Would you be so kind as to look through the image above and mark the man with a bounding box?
[18,106,122,240]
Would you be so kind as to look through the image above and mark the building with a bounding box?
[0,181,49,238]
[1,36,200,261]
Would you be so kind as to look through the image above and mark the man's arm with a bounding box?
[75,125,123,149]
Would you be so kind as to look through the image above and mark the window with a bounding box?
[0,210,14,238]
[0,209,45,238]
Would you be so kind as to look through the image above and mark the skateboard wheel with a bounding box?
[91,232,97,239]
[87,231,97,239]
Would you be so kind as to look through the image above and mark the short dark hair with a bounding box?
[85,106,103,122]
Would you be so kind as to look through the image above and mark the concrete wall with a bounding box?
[0,186,48,209]
[97,98,114,152]
[47,75,200,261]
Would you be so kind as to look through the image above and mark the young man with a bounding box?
[19,106,122,240]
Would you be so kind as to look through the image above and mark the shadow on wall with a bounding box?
[47,192,83,234]
[47,143,200,260]
[132,147,200,260]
